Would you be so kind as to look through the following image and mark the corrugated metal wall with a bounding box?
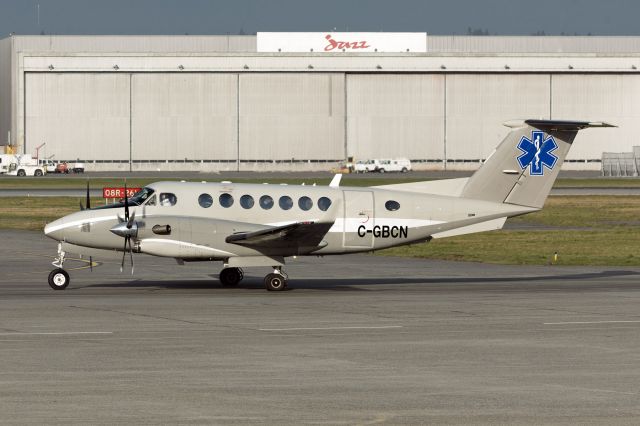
[131,74,238,161]
[346,74,444,160]
[12,35,256,53]
[0,38,10,145]
[239,73,344,160]
[445,74,550,160]
[552,75,640,160]
[21,71,640,168]
[25,73,130,160]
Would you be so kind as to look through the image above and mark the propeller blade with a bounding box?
[79,201,84,211]
[128,238,134,275]
[120,237,128,273]
[117,214,124,223]
[124,182,129,222]
[90,256,93,272]
[86,181,91,210]
[126,211,136,230]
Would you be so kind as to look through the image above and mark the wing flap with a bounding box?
[226,221,334,250]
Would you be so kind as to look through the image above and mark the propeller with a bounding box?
[109,182,138,275]
[79,181,93,270]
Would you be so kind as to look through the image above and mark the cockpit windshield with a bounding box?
[92,187,156,210]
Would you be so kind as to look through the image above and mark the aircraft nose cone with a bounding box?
[44,218,65,241]
[110,222,128,237]
[110,222,137,238]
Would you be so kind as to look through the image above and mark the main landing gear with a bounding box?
[264,267,288,292]
[48,243,70,290]
[219,266,289,291]
[219,267,244,287]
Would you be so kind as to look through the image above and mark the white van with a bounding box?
[354,158,412,173]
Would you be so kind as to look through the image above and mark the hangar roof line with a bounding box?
[5,34,640,54]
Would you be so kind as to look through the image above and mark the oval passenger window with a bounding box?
[198,193,213,208]
[240,194,254,209]
[318,197,332,211]
[260,195,274,210]
[385,200,400,211]
[298,196,313,211]
[279,196,293,210]
[219,193,234,208]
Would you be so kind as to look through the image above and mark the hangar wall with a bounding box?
[0,37,10,146]
[5,35,640,171]
[21,71,640,170]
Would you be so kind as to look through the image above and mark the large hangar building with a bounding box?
[1,33,640,171]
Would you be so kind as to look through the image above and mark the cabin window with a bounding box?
[160,193,177,206]
[198,193,213,208]
[279,195,293,210]
[318,197,332,211]
[240,194,255,209]
[298,196,313,211]
[260,195,274,210]
[219,193,234,208]
[385,200,400,211]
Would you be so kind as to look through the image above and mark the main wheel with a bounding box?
[264,273,287,291]
[219,267,242,287]
[48,268,70,290]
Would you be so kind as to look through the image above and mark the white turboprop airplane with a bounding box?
[44,120,612,291]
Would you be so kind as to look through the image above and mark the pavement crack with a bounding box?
[67,305,206,325]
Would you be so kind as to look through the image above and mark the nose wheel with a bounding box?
[48,243,70,290]
[264,267,288,291]
[48,268,70,290]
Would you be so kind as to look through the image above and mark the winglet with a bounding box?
[329,174,342,188]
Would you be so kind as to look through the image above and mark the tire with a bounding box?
[378,168,385,173]
[35,169,43,176]
[48,269,70,290]
[65,170,69,174]
[264,273,286,291]
[401,167,408,173]
[219,267,242,287]
[17,169,26,177]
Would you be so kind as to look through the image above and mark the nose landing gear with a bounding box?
[48,243,70,290]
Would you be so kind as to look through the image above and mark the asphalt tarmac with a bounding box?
[1,230,640,424]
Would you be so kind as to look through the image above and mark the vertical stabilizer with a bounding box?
[461,120,614,209]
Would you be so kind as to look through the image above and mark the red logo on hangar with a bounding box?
[324,34,371,51]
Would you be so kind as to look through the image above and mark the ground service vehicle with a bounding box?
[6,163,45,176]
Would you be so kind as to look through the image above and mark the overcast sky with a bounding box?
[1,0,639,37]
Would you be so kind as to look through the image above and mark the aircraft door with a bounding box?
[343,190,374,248]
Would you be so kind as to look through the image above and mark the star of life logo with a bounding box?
[517,131,558,176]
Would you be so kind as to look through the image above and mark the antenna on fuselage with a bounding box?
[329,174,342,188]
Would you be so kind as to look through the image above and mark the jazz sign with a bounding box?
[257,32,427,53]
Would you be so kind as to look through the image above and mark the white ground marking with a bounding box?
[0,332,113,336]
[544,320,640,325]
[258,325,403,331]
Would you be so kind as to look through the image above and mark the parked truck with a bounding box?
[6,162,45,176]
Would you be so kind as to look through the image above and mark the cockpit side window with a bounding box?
[146,194,157,206]
[160,193,177,206]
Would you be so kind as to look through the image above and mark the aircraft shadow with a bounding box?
[80,270,640,292]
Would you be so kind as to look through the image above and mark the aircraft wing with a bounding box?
[225,221,333,249]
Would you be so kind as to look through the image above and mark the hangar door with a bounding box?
[25,73,130,161]
[346,74,445,161]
